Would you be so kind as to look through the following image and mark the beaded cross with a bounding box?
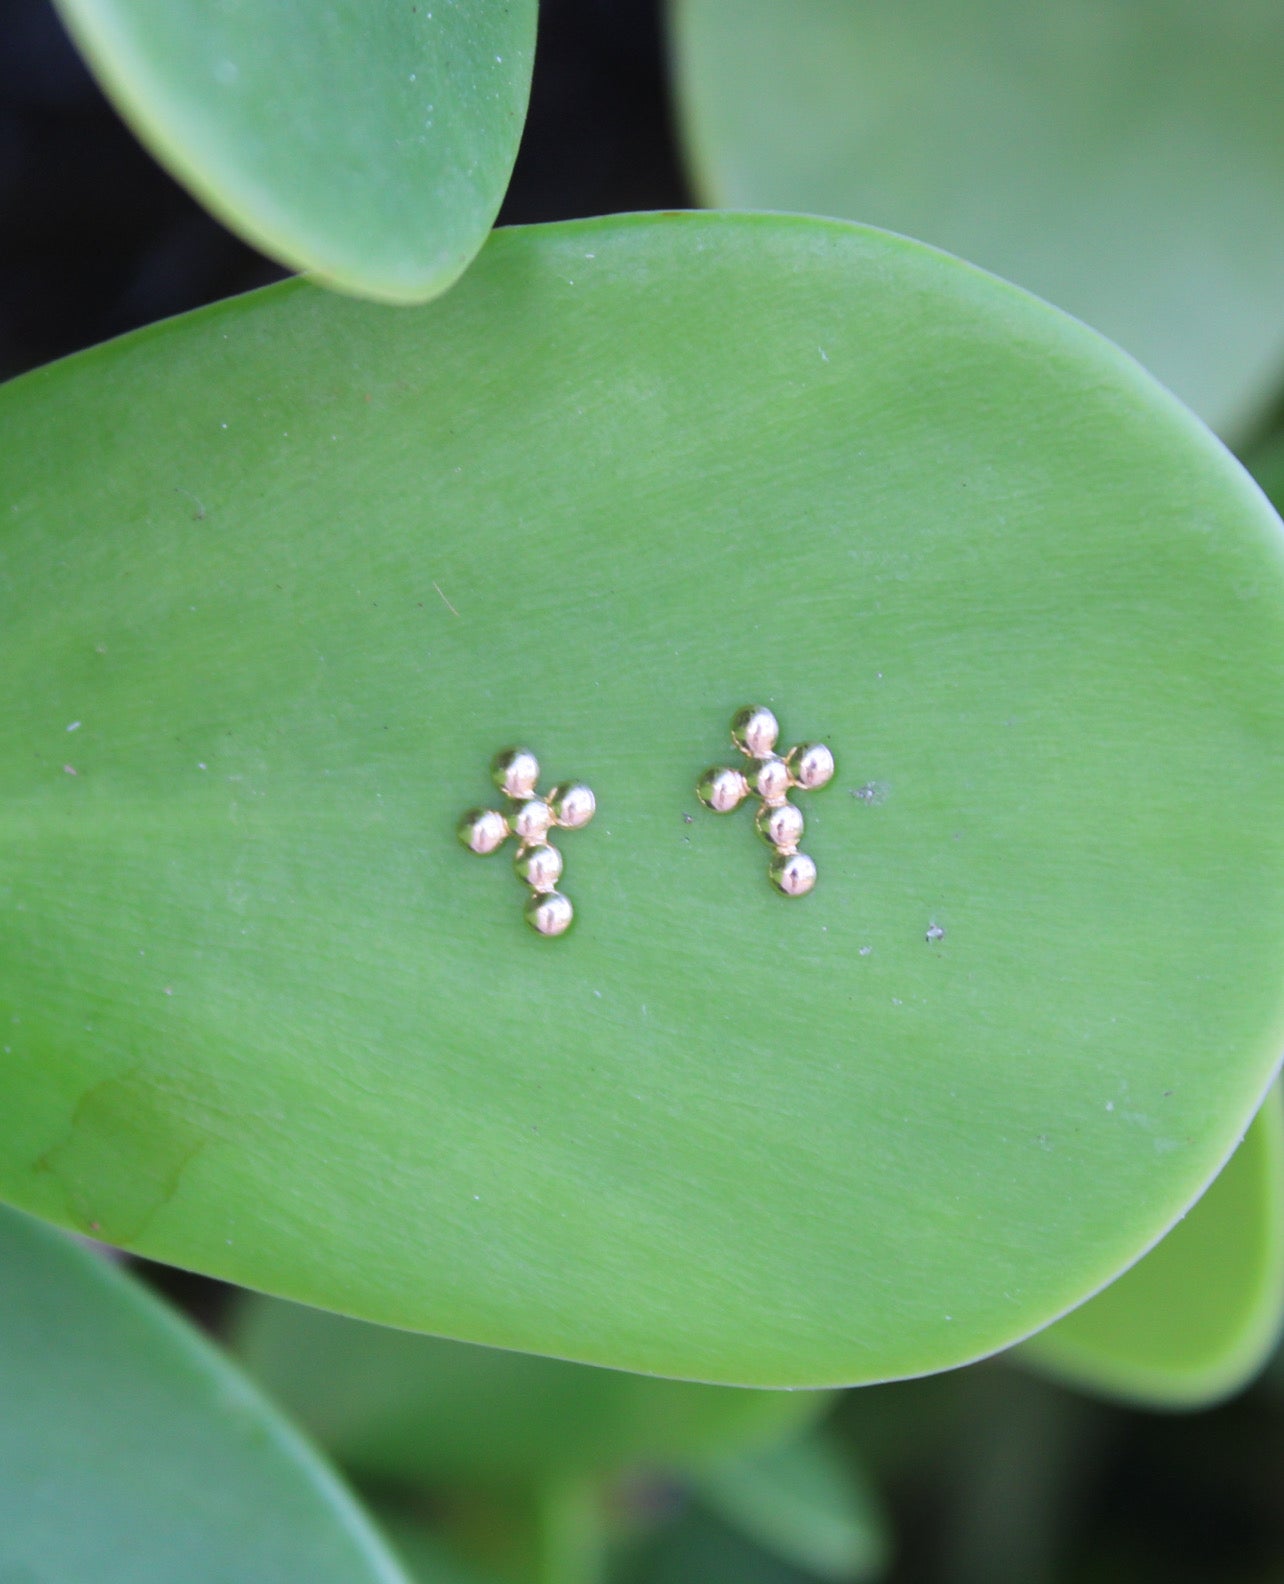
[458,749,596,936]
[697,706,834,896]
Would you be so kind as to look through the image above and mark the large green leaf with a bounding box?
[0,1206,412,1584]
[53,0,535,303]
[234,1294,826,1484]
[3,214,1284,1385]
[671,0,1284,438]
[1015,1086,1284,1406]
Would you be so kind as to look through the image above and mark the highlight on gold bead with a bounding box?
[697,765,750,813]
[696,706,834,897]
[525,890,575,937]
[458,807,510,856]
[460,747,595,936]
[515,841,563,893]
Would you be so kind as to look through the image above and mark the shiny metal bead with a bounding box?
[698,765,749,813]
[794,742,835,791]
[512,797,554,844]
[459,807,510,855]
[492,747,541,800]
[769,851,817,897]
[514,841,563,894]
[550,781,596,829]
[750,756,792,806]
[731,705,779,759]
[756,801,804,852]
[526,890,574,936]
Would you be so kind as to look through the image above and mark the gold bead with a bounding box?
[731,705,779,759]
[459,807,509,855]
[794,742,835,791]
[526,890,574,936]
[514,841,563,893]
[512,797,554,844]
[750,756,792,806]
[698,765,749,812]
[756,801,804,851]
[769,850,817,897]
[492,747,540,800]
[550,781,596,829]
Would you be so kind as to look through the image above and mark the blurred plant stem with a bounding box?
[534,1479,606,1584]
[937,1369,1104,1584]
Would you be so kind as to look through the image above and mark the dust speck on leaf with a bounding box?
[62,764,77,776]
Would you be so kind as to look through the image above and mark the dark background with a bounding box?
[0,0,687,380]
[4,2,1284,1579]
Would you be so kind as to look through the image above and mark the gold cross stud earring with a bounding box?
[697,706,834,896]
[458,748,596,936]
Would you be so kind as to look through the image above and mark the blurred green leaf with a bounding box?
[3,214,1284,1383]
[0,1206,413,1584]
[374,1492,595,1584]
[234,1294,826,1484]
[617,1506,820,1584]
[53,0,535,303]
[698,1429,889,1581]
[1015,1086,1284,1406]
[671,0,1284,438]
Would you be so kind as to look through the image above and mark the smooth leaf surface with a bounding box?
[0,1207,412,1584]
[53,0,535,302]
[234,1294,826,1484]
[3,214,1284,1385]
[671,0,1284,438]
[1015,1087,1284,1406]
[698,1430,889,1581]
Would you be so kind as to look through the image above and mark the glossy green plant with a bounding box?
[0,1207,413,1584]
[53,0,536,303]
[2,214,1284,1386]
[672,0,1284,438]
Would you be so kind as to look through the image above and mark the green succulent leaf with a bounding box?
[1015,1086,1284,1407]
[3,214,1284,1385]
[52,0,536,303]
[671,0,1284,438]
[0,1206,413,1584]
[234,1294,826,1484]
[698,1430,889,1582]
